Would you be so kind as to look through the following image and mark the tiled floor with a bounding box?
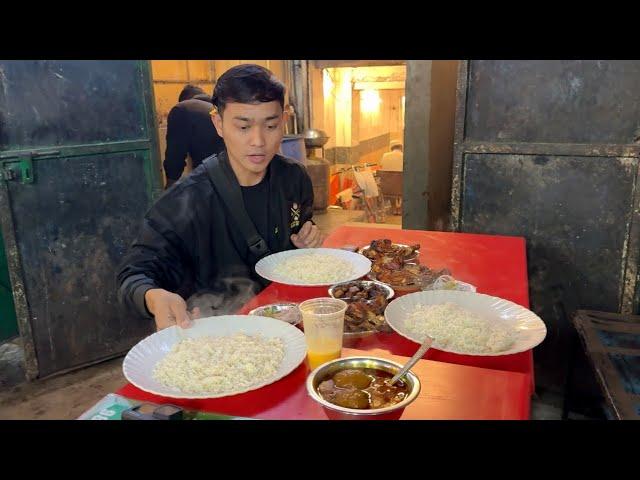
[312,207,402,233]
[0,208,596,420]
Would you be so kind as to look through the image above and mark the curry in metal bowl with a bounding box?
[306,356,421,420]
[318,368,409,410]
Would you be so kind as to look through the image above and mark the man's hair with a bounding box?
[212,64,285,115]
[179,84,206,102]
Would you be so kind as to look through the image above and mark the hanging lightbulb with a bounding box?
[361,89,381,114]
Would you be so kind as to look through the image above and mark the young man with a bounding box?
[117,64,322,331]
[163,84,225,188]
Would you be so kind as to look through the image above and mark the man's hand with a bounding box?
[144,288,199,331]
[291,221,323,248]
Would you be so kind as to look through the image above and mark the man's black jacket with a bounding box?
[117,152,314,319]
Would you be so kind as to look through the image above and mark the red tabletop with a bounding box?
[115,225,535,419]
[240,226,535,389]
[117,348,530,420]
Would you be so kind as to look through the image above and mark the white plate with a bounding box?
[122,315,307,399]
[384,290,547,356]
[254,248,372,286]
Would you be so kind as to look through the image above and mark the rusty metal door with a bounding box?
[0,60,162,379]
[451,60,640,392]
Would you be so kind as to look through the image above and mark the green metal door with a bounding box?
[0,229,18,341]
[0,60,163,379]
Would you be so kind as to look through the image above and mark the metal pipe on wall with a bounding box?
[289,60,310,134]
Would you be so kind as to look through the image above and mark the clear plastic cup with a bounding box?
[299,297,348,370]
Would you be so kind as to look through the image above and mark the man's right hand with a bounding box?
[144,288,196,331]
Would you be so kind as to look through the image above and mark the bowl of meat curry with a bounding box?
[306,356,421,420]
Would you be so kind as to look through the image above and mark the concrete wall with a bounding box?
[403,60,459,230]
[403,61,432,229]
[428,60,459,230]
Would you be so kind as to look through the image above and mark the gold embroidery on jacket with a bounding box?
[290,202,301,229]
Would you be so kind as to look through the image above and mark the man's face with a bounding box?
[212,101,285,178]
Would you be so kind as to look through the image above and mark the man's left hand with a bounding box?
[291,221,323,248]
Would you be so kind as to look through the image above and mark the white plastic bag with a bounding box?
[353,169,379,198]
[425,275,477,292]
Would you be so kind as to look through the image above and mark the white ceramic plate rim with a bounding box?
[254,247,372,286]
[122,315,307,399]
[384,290,547,356]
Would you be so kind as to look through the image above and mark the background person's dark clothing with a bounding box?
[192,93,212,103]
[117,152,314,320]
[163,98,225,182]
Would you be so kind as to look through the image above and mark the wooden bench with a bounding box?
[567,310,640,420]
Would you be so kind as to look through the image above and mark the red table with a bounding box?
[117,348,531,420]
[117,226,535,419]
[241,226,534,387]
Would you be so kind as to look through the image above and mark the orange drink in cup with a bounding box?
[299,298,347,370]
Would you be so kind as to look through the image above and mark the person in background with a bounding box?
[178,84,212,103]
[117,64,322,331]
[379,140,404,172]
[378,141,404,215]
[163,84,225,189]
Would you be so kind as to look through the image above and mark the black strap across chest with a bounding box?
[204,153,272,263]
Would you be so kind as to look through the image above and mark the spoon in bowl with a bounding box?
[386,334,434,386]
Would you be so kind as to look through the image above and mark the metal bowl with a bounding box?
[327,280,395,301]
[328,281,394,338]
[248,303,302,327]
[303,128,330,148]
[306,356,421,420]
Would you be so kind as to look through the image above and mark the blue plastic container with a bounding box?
[280,135,306,164]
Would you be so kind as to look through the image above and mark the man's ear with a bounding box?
[211,109,224,138]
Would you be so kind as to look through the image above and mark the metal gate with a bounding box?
[0,60,162,379]
[451,60,640,391]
